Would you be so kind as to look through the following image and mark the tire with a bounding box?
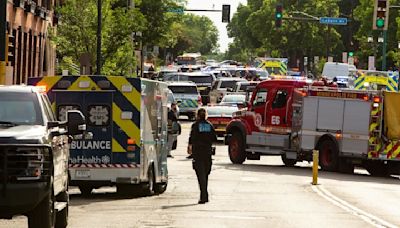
[281,154,297,167]
[365,161,390,177]
[55,191,68,228]
[154,182,168,194]
[318,139,339,172]
[79,186,93,196]
[144,167,155,196]
[228,132,246,164]
[28,192,55,228]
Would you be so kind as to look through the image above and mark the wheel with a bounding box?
[281,154,297,167]
[144,167,155,196]
[365,161,390,177]
[154,182,168,194]
[228,132,246,164]
[28,192,55,228]
[79,186,93,196]
[318,139,339,171]
[55,191,69,228]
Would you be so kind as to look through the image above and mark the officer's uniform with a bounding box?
[189,119,217,203]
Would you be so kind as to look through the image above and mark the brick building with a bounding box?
[4,0,59,84]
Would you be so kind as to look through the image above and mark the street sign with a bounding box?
[319,17,348,25]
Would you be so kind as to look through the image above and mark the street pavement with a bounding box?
[1,120,400,228]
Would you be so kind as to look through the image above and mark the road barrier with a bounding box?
[312,150,319,185]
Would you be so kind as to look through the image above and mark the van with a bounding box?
[322,62,357,87]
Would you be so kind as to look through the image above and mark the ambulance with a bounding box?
[29,75,169,195]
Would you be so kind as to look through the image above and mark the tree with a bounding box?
[55,0,145,76]
[227,0,342,69]
[169,14,219,57]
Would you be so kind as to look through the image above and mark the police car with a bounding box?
[167,81,202,120]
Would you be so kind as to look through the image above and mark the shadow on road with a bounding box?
[161,203,198,209]
[214,162,400,186]
[69,189,153,206]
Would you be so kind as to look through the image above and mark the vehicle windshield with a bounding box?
[220,80,242,89]
[0,92,43,125]
[169,86,198,94]
[206,106,238,117]
[188,75,213,84]
[221,95,246,103]
[236,83,257,92]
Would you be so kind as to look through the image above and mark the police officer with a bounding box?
[188,108,217,204]
[167,103,179,158]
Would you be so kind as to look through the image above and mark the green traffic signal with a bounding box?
[276,12,282,19]
[376,18,385,28]
[348,52,354,57]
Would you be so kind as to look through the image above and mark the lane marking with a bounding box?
[312,185,397,228]
[213,215,266,220]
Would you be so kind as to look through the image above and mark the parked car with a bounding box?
[209,78,247,104]
[167,81,202,120]
[206,105,239,137]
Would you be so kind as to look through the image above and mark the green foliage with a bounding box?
[170,14,219,56]
[227,0,342,67]
[55,0,145,76]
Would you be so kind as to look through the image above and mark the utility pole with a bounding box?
[96,0,102,75]
[0,0,6,84]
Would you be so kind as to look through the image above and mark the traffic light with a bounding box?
[222,5,230,23]
[275,4,283,28]
[6,33,15,65]
[348,52,354,57]
[373,0,389,30]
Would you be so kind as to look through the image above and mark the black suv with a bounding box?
[0,86,85,228]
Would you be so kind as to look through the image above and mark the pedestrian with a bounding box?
[187,108,217,204]
[167,103,179,158]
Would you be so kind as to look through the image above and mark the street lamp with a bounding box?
[368,36,374,43]
[378,36,384,43]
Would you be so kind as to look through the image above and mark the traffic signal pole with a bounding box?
[382,30,387,71]
[0,0,6,84]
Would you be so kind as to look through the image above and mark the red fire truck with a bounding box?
[225,79,400,175]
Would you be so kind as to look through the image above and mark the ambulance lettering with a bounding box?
[70,140,111,150]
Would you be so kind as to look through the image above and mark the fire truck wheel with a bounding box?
[318,139,339,172]
[281,154,297,167]
[229,132,246,164]
[79,186,93,197]
[365,162,390,177]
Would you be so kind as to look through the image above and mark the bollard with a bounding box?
[312,150,319,185]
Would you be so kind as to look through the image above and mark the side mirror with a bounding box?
[67,110,86,136]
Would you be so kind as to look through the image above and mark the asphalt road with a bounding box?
[2,121,400,228]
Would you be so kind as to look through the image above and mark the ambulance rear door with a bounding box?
[55,91,113,176]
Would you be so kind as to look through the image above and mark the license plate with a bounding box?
[76,170,90,178]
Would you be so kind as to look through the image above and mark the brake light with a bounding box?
[363,95,369,101]
[127,138,135,145]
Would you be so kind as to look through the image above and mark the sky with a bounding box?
[186,0,247,53]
